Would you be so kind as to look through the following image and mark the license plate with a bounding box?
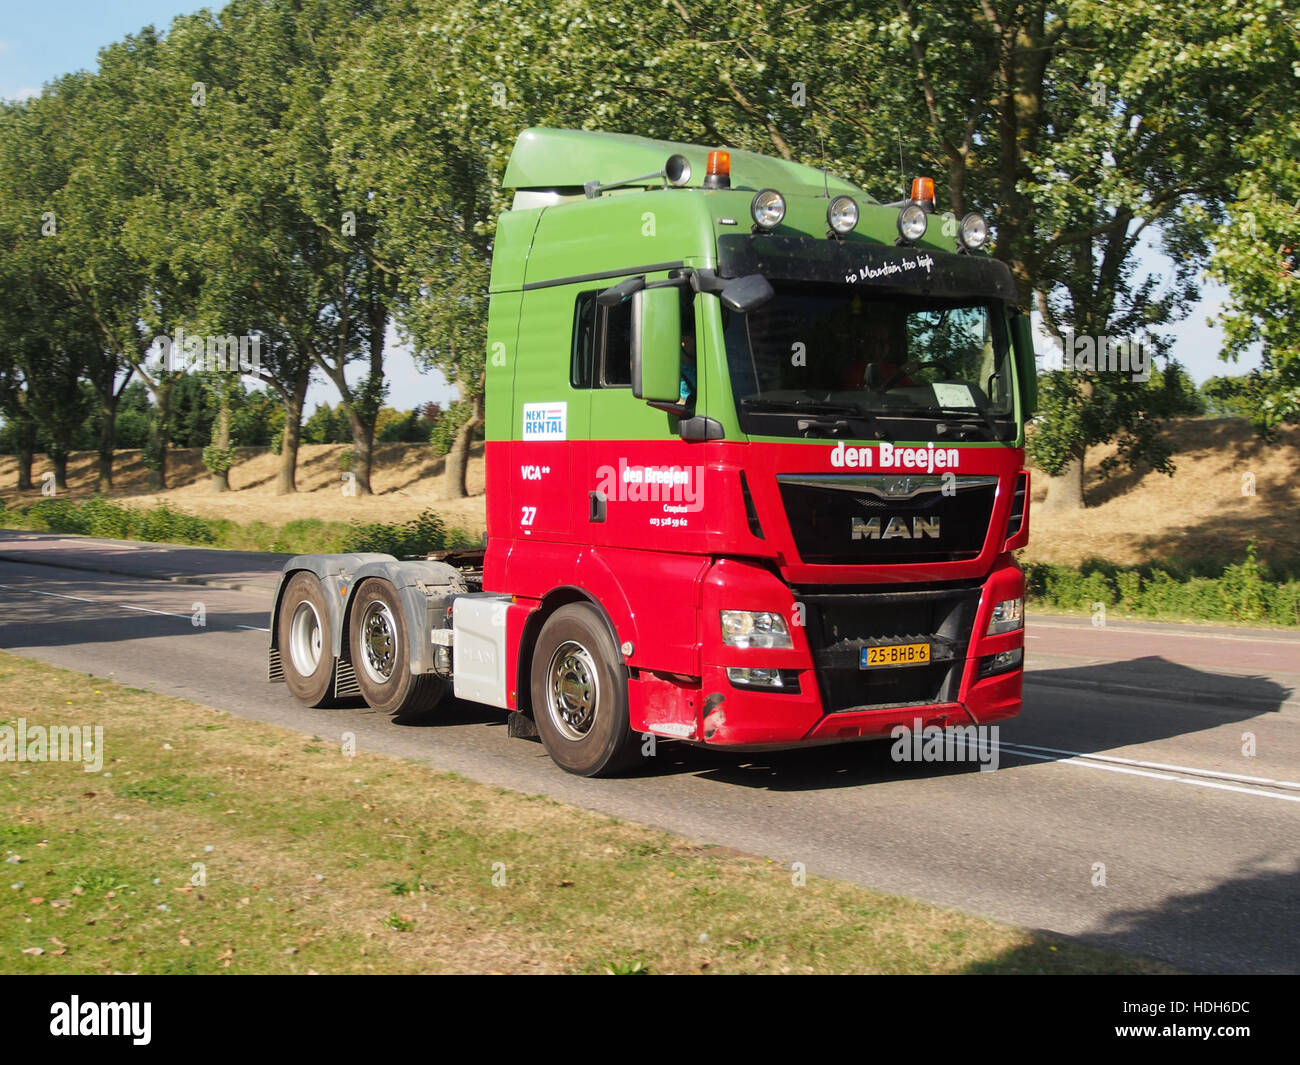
[861,642,931,669]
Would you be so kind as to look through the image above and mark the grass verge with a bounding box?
[1023,544,1299,627]
[0,652,1167,975]
[0,496,476,556]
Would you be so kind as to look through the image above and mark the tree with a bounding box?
[1208,125,1300,435]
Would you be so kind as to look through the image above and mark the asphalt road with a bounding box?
[1,530,1297,973]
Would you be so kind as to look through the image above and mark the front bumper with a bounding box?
[628,554,1025,747]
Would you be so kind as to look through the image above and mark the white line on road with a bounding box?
[0,583,271,632]
[999,743,1300,804]
[1005,741,1300,791]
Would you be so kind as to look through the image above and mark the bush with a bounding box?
[4,496,216,545]
[1024,548,1297,626]
[343,509,446,556]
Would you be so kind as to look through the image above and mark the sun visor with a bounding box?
[716,235,1018,303]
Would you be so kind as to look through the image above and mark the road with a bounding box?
[1,530,1297,973]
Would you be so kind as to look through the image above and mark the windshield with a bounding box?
[722,282,1017,442]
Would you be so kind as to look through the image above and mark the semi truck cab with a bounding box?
[269,127,1035,777]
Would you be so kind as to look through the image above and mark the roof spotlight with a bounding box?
[959,212,989,251]
[827,195,859,236]
[897,203,928,243]
[751,188,786,230]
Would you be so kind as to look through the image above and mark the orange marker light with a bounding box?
[704,150,732,189]
[910,176,936,206]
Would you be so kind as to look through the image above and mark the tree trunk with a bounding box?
[96,396,117,492]
[277,399,303,495]
[147,388,173,491]
[210,403,231,493]
[1041,454,1085,511]
[442,390,484,500]
[51,449,70,492]
[347,408,375,496]
[148,425,170,491]
[15,420,36,491]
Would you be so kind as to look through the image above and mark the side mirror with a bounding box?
[597,275,646,307]
[1010,312,1038,416]
[720,273,774,313]
[632,288,682,404]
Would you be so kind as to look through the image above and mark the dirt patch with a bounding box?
[1024,418,1300,569]
[0,442,489,538]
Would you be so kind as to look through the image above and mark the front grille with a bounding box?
[798,584,980,712]
[778,474,997,564]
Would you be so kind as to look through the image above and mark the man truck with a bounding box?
[267,127,1035,776]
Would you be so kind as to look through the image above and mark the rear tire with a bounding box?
[278,572,338,708]
[531,603,638,777]
[348,578,448,716]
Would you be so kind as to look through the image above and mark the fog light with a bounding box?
[987,597,1023,634]
[979,647,1023,677]
[727,667,785,688]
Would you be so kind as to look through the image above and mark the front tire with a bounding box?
[531,603,638,777]
[278,572,337,708]
[348,578,448,716]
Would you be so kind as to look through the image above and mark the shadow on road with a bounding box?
[605,656,1292,789]
[0,587,270,647]
[967,856,1300,975]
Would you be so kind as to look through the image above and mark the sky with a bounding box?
[0,0,1257,413]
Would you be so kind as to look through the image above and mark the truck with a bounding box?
[267,127,1035,776]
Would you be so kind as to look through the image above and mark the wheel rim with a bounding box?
[546,640,599,741]
[359,599,398,685]
[289,599,323,677]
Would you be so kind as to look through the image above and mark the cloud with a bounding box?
[3,88,40,103]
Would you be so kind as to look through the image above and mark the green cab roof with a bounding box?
[503,127,871,200]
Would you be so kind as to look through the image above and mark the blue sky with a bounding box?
[0,0,1256,407]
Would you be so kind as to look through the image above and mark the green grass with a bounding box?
[0,653,1169,975]
[0,496,477,556]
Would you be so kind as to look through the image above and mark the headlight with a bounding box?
[720,610,793,649]
[750,189,786,230]
[897,203,928,243]
[986,597,1023,634]
[959,212,989,251]
[827,195,858,235]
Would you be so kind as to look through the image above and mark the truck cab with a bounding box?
[269,127,1034,777]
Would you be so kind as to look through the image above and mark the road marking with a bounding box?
[999,742,1300,804]
[0,583,271,632]
[1028,621,1297,646]
[1004,741,1300,790]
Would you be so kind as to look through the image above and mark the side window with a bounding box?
[571,291,597,389]
[599,298,632,387]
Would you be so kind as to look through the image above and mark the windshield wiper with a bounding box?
[740,397,863,416]
[740,396,890,439]
[911,405,1011,443]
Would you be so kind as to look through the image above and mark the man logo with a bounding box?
[852,516,941,540]
[882,477,916,497]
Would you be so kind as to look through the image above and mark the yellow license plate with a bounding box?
[861,643,931,668]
